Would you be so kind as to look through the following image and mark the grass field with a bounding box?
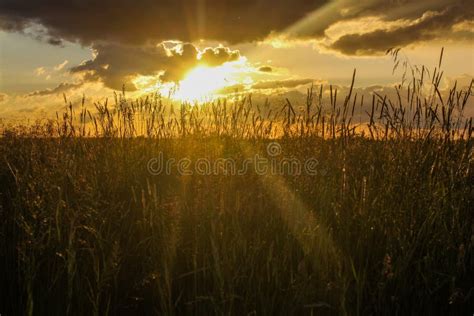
[0,60,473,315]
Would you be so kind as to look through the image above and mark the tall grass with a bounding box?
[0,53,473,315]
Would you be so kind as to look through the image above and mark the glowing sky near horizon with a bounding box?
[0,0,472,115]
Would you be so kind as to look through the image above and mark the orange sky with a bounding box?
[0,0,473,118]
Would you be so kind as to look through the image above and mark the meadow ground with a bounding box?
[0,63,473,315]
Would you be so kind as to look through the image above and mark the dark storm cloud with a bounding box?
[0,0,326,45]
[327,3,474,55]
[0,0,471,58]
[70,43,241,90]
[28,82,83,97]
[251,79,314,90]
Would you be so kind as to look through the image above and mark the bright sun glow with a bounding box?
[132,59,254,103]
[174,66,230,101]
[160,59,252,102]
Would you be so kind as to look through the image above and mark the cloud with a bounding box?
[452,20,474,33]
[251,78,314,90]
[28,82,83,97]
[0,0,327,45]
[270,0,473,55]
[70,42,242,90]
[443,74,474,95]
[0,82,110,119]
[54,60,68,71]
[34,66,46,76]
[0,0,471,60]
[32,60,69,81]
[199,47,240,66]
[326,4,474,55]
[215,84,247,95]
[258,66,273,73]
[47,37,63,46]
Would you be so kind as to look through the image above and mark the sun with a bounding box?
[159,60,251,102]
[133,59,253,102]
[173,66,229,102]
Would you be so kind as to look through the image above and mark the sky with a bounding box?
[0,0,473,118]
